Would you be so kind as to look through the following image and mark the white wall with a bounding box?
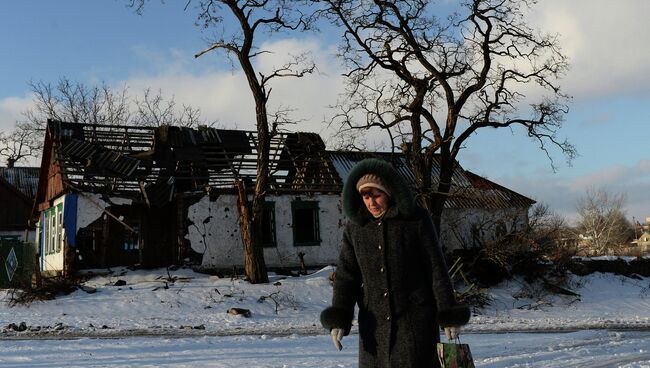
[76,193,132,233]
[441,207,529,250]
[186,192,531,269]
[186,194,345,270]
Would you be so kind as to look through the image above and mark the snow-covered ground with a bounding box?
[2,330,650,367]
[1,265,650,367]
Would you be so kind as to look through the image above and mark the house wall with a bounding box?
[186,193,345,270]
[440,207,529,251]
[187,192,530,269]
[636,232,650,254]
[37,190,531,273]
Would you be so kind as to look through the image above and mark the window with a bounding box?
[42,211,50,254]
[470,224,482,248]
[49,209,56,254]
[291,201,321,246]
[123,225,140,251]
[56,204,63,253]
[261,202,277,248]
[42,205,64,255]
[495,221,507,239]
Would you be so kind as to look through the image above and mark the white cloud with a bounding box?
[530,0,650,98]
[0,95,33,131]
[496,159,650,225]
[126,70,256,127]
[1,37,350,146]
[122,38,348,142]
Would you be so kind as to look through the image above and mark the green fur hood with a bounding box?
[342,158,417,225]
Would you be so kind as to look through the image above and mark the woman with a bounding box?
[321,158,470,368]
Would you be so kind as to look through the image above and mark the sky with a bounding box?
[1,265,650,366]
[0,0,649,224]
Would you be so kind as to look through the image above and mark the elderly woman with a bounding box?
[321,158,470,368]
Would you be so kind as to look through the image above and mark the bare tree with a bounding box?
[530,201,567,235]
[0,78,209,166]
[316,0,576,232]
[131,0,316,283]
[0,122,40,167]
[576,187,631,254]
[132,88,203,128]
[12,78,134,165]
[196,0,316,284]
[24,78,132,131]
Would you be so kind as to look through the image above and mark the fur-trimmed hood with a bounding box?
[343,158,417,225]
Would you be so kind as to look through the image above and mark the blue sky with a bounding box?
[1,0,649,224]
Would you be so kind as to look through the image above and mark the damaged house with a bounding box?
[34,120,534,276]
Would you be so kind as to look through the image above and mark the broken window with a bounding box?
[261,202,276,248]
[291,201,321,246]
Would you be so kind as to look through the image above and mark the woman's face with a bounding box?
[360,187,389,218]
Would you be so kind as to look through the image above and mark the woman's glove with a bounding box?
[330,328,344,351]
[444,326,461,341]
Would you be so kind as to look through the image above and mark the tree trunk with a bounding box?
[235,180,269,284]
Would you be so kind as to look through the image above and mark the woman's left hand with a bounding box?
[444,326,461,341]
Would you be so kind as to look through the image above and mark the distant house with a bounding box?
[635,225,650,253]
[34,119,535,276]
[0,167,39,241]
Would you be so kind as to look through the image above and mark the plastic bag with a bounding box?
[436,340,475,368]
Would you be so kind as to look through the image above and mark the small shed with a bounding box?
[0,167,39,241]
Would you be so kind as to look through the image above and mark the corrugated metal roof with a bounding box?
[327,151,534,209]
[0,167,40,199]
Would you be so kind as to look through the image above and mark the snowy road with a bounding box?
[1,330,649,367]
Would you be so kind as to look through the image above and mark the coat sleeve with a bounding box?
[320,225,361,335]
[418,209,471,328]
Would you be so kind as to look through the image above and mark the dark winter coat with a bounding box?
[321,158,470,368]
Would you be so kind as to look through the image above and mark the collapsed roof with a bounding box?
[44,120,341,206]
[39,120,533,210]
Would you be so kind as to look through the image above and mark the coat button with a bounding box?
[386,316,391,321]
[383,291,388,298]
[378,245,382,250]
[380,267,384,273]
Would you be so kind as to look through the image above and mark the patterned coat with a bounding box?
[321,158,470,368]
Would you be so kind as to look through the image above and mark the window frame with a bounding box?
[260,201,277,248]
[55,204,63,253]
[42,210,50,255]
[123,224,140,251]
[291,200,321,247]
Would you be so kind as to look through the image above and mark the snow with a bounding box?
[1,265,650,367]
